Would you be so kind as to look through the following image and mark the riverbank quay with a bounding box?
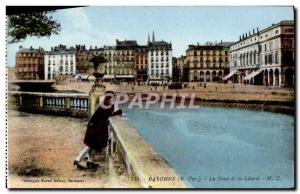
[53,82,294,114]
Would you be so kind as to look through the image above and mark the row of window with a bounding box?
[263,52,279,65]
[136,59,148,64]
[47,66,74,72]
[47,54,75,58]
[18,53,43,57]
[238,52,258,67]
[17,73,40,79]
[47,72,75,79]
[18,59,43,65]
[232,37,293,52]
[234,30,280,49]
[150,58,169,62]
[150,50,169,56]
[104,69,133,75]
[191,51,228,56]
[189,64,226,68]
[118,57,135,61]
[47,61,74,66]
[150,72,170,77]
[233,51,282,68]
[191,57,228,62]
[104,51,148,56]
[150,64,170,68]
[18,66,39,72]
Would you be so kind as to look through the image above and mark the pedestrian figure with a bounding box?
[74,91,122,171]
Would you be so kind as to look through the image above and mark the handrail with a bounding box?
[8,91,88,98]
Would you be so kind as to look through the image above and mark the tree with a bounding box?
[7,11,61,44]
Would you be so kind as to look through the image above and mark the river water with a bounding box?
[124,106,294,188]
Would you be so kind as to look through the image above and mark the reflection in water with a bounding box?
[124,106,294,188]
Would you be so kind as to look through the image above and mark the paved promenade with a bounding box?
[7,110,140,188]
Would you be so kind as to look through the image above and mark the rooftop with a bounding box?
[46,44,76,55]
[17,46,44,54]
[187,42,232,51]
[233,20,294,45]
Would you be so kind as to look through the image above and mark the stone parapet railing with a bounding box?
[108,116,188,188]
[8,91,89,118]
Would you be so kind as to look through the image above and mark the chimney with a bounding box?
[253,28,255,34]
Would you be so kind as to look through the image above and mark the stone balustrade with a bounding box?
[8,91,89,118]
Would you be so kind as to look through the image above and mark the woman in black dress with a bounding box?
[74,91,122,170]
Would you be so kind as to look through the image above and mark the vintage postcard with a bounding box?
[6,6,295,189]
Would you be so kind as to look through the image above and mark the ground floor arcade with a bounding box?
[225,66,294,87]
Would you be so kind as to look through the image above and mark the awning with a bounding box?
[116,75,134,78]
[74,74,89,79]
[103,75,114,79]
[243,69,263,81]
[87,75,96,80]
[223,70,237,80]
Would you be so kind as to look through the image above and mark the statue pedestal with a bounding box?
[89,84,106,118]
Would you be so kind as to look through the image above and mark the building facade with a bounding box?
[135,45,148,82]
[177,55,186,82]
[147,32,172,84]
[100,46,117,78]
[44,45,76,80]
[114,39,137,80]
[227,20,295,86]
[75,45,92,74]
[183,42,231,82]
[15,46,45,80]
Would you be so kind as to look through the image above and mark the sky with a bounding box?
[6,6,294,66]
